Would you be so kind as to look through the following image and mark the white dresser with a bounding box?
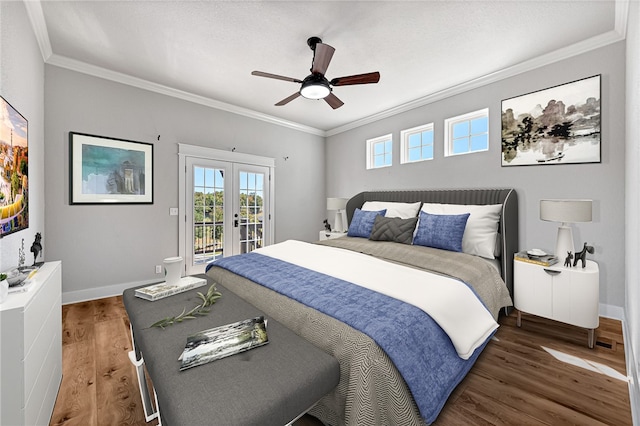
[0,261,62,425]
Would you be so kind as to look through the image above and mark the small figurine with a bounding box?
[30,232,43,266]
[573,242,594,268]
[323,219,332,232]
[564,251,573,267]
[18,238,25,268]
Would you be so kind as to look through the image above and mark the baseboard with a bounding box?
[599,302,625,320]
[62,278,159,305]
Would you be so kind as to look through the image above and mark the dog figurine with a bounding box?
[323,219,332,232]
[564,251,573,267]
[30,232,43,266]
[573,242,594,268]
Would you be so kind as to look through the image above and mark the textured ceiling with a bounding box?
[31,1,622,134]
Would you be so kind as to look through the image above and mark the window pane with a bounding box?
[204,168,214,187]
[408,133,421,148]
[373,142,383,155]
[471,134,488,151]
[374,155,385,167]
[384,140,392,153]
[471,117,488,135]
[194,167,204,186]
[422,130,434,144]
[453,138,469,154]
[453,122,469,139]
[409,147,421,161]
[422,145,433,159]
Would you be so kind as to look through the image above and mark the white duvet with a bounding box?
[256,240,498,359]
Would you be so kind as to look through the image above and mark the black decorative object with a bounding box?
[323,219,332,232]
[30,232,43,266]
[573,242,594,268]
[564,251,573,267]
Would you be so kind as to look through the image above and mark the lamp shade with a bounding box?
[540,199,592,223]
[327,197,348,211]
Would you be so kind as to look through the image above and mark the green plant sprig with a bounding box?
[149,284,222,329]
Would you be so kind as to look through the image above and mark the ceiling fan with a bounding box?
[251,36,380,109]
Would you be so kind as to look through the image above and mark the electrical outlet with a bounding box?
[169,208,178,216]
[155,265,162,274]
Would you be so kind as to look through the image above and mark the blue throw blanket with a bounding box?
[208,252,489,423]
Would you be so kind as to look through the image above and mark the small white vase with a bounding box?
[0,279,8,304]
[163,257,183,285]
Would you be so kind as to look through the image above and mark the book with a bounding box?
[178,316,269,371]
[135,276,207,301]
[514,251,558,267]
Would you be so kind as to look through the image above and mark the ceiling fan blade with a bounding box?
[324,93,344,109]
[330,72,380,86]
[311,43,335,75]
[252,71,302,83]
[275,92,301,106]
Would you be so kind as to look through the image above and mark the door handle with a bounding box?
[543,269,561,275]
[234,213,239,228]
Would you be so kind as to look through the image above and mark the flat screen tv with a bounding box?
[0,95,28,237]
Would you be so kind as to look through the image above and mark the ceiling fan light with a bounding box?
[300,81,330,100]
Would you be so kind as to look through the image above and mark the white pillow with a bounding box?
[362,201,422,219]
[420,203,502,259]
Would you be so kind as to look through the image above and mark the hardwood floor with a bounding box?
[51,297,632,425]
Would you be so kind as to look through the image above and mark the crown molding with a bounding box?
[46,54,326,137]
[26,0,629,139]
[23,0,52,61]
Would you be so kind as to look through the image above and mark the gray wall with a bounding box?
[44,67,325,299]
[0,2,45,272]
[326,42,626,310]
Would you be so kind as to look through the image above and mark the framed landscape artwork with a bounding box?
[0,95,29,237]
[69,132,153,204]
[501,75,601,166]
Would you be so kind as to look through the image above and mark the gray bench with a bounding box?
[123,274,340,426]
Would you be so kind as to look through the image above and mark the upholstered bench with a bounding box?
[123,274,340,426]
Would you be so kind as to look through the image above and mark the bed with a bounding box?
[205,188,518,425]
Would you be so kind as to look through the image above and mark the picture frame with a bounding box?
[501,74,601,166]
[1,95,29,237]
[69,132,153,204]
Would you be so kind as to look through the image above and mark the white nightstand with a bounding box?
[319,230,347,241]
[514,258,599,348]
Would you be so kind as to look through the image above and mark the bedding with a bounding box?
[412,211,470,252]
[206,237,512,425]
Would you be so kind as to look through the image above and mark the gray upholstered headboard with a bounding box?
[345,188,518,301]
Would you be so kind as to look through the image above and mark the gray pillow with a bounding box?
[369,215,419,244]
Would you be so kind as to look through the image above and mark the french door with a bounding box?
[179,146,274,275]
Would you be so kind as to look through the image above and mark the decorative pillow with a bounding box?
[413,211,470,252]
[369,215,419,245]
[362,201,421,219]
[421,203,502,259]
[347,208,386,238]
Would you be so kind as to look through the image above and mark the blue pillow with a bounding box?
[413,211,470,252]
[347,208,387,238]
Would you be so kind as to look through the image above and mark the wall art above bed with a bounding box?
[69,132,153,204]
[501,74,601,166]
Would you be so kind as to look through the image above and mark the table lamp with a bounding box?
[540,199,592,257]
[327,197,348,232]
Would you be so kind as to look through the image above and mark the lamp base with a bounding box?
[555,225,575,259]
[333,210,348,233]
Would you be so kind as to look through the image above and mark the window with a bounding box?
[401,123,434,164]
[444,108,489,156]
[366,134,393,169]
